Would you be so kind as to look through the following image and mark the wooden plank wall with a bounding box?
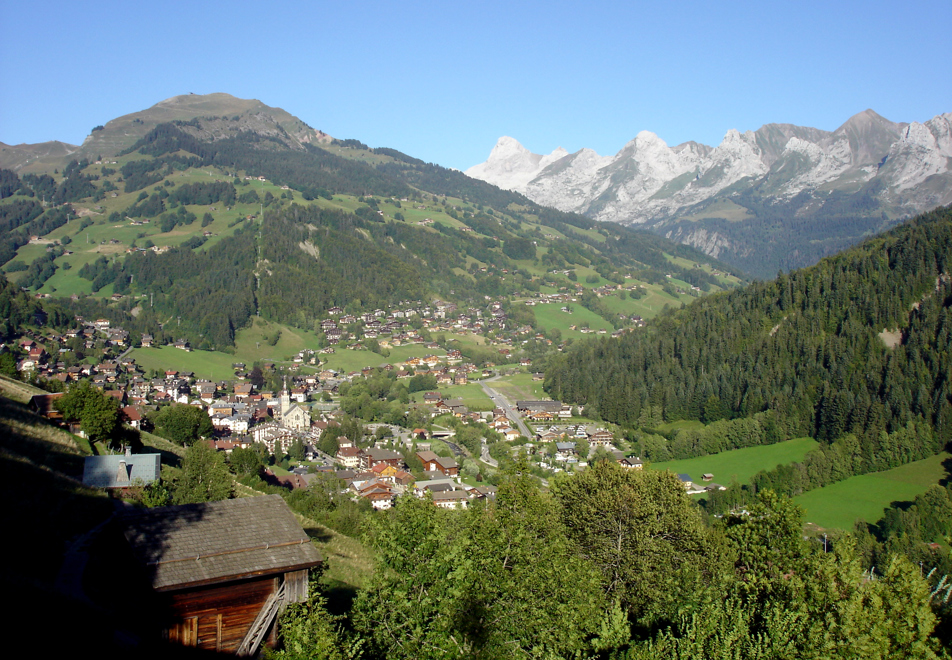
[165,576,278,653]
[285,569,309,603]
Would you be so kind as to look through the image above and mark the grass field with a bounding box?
[488,372,548,402]
[427,382,494,410]
[129,317,333,379]
[128,314,456,378]
[793,452,952,530]
[651,437,820,486]
[654,419,706,434]
[321,343,447,374]
[532,302,614,338]
[130,346,240,380]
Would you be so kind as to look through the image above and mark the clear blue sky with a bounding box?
[1,0,949,171]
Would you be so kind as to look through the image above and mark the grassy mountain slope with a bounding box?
[0,103,743,352]
[0,140,82,173]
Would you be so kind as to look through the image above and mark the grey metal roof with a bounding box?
[83,453,161,488]
[117,495,322,591]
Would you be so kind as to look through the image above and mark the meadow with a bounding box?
[793,452,952,530]
[531,302,614,338]
[486,372,549,402]
[320,343,447,374]
[651,437,820,487]
[130,317,327,380]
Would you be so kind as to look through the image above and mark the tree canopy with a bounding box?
[153,403,213,445]
[54,380,121,444]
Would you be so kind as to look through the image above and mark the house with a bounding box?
[29,392,64,421]
[588,429,614,447]
[555,442,577,461]
[468,484,498,501]
[264,468,312,490]
[359,484,396,509]
[432,490,470,509]
[82,449,161,489]
[111,495,322,654]
[516,400,563,413]
[416,450,459,477]
[335,445,361,469]
[359,447,404,470]
[617,455,643,470]
[120,406,143,430]
[413,478,458,497]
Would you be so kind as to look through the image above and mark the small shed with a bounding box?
[115,495,322,654]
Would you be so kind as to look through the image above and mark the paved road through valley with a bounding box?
[479,376,532,439]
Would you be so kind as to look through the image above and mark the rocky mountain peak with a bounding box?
[464,137,568,192]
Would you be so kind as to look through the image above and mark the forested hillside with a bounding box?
[0,114,742,350]
[546,205,952,502]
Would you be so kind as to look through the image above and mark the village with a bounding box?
[12,297,662,514]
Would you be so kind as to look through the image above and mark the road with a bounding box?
[479,377,532,439]
[480,441,498,467]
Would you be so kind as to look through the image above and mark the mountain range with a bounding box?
[467,110,952,276]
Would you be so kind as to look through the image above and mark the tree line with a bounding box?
[547,206,952,499]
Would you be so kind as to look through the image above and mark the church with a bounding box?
[279,381,311,431]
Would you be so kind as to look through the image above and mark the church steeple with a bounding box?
[280,376,291,417]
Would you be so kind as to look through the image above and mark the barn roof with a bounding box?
[117,495,322,591]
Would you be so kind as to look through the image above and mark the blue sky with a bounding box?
[1,0,950,171]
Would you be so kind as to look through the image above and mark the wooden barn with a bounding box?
[114,495,322,654]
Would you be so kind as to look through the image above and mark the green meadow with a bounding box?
[531,302,614,338]
[319,343,447,374]
[793,452,951,530]
[129,317,326,379]
[487,372,549,402]
[651,437,820,486]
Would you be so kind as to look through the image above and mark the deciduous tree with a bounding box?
[172,440,232,504]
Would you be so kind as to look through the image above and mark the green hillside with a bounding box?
[0,102,742,356]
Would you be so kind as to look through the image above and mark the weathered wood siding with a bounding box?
[285,569,309,603]
[165,576,278,653]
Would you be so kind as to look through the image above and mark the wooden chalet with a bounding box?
[113,495,322,654]
[28,392,64,421]
[416,450,459,477]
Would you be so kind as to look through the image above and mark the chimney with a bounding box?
[116,460,130,484]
